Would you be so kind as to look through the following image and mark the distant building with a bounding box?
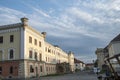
[86,63,94,70]
[74,58,85,71]
[0,18,75,79]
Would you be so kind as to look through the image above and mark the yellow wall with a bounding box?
[45,42,69,64]
[25,27,45,61]
[0,28,20,60]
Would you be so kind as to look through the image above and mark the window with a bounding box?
[39,41,41,47]
[9,49,14,59]
[45,47,47,52]
[40,66,42,72]
[0,66,2,74]
[34,39,37,45]
[29,36,32,43]
[50,67,52,72]
[76,64,78,66]
[10,35,14,42]
[48,49,51,53]
[46,57,47,62]
[46,67,48,71]
[29,50,32,58]
[49,67,50,72]
[30,65,34,73]
[0,51,2,61]
[0,36,3,43]
[34,52,37,60]
[39,53,42,61]
[10,66,13,74]
[48,57,49,62]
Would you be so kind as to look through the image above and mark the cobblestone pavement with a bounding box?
[33,71,98,80]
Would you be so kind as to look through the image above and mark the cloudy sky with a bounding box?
[0,0,120,63]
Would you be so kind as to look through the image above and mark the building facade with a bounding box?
[0,18,75,79]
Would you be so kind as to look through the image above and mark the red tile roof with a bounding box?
[74,58,84,64]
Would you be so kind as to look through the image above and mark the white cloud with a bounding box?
[31,7,51,18]
[0,6,117,41]
[76,55,96,63]
[66,7,103,24]
[0,7,26,25]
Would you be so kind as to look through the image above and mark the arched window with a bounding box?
[9,49,14,59]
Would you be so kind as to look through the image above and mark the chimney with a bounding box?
[21,17,28,26]
[42,32,47,39]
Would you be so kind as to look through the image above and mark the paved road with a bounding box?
[35,71,98,80]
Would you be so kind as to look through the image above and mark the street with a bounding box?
[34,71,98,80]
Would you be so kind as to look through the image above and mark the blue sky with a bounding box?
[0,0,120,63]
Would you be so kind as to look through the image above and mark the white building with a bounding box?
[0,17,75,79]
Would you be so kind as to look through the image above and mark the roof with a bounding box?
[74,58,84,64]
[111,34,120,42]
[86,63,94,66]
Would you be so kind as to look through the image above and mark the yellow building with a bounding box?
[0,17,75,79]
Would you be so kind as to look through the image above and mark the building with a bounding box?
[95,48,105,70]
[108,34,120,58]
[107,34,120,71]
[74,58,85,71]
[0,17,75,79]
[95,34,120,71]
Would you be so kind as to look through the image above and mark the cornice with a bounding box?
[0,23,22,30]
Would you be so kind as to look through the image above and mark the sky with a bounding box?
[0,0,120,63]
